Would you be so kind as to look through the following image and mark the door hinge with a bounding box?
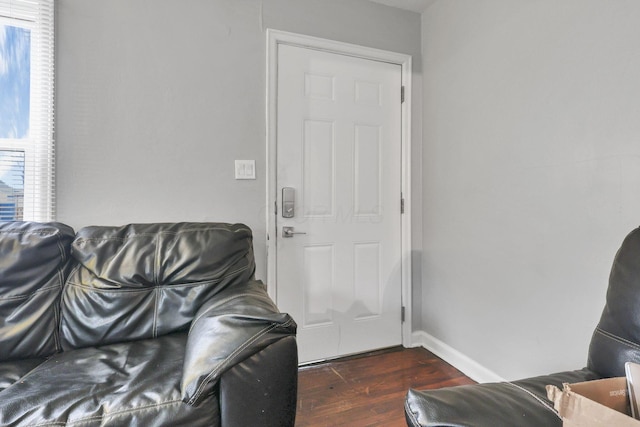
[401,86,405,103]
[401,197,405,214]
[401,306,406,322]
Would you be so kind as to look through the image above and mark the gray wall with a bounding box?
[422,0,640,379]
[55,0,422,295]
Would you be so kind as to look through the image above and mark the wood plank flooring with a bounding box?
[295,346,476,427]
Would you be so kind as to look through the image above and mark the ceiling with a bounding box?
[367,0,437,13]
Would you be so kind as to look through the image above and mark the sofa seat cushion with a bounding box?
[0,358,46,393]
[0,333,220,427]
[405,368,598,427]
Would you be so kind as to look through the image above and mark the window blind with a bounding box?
[0,0,55,222]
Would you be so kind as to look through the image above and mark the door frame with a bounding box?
[265,29,413,348]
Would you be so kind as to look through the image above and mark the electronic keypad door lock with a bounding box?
[282,187,295,218]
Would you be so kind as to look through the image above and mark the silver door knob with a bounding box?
[282,226,307,238]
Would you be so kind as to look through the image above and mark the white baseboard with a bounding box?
[411,330,505,384]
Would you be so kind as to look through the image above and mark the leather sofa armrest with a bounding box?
[405,368,598,427]
[219,335,298,427]
[181,280,296,406]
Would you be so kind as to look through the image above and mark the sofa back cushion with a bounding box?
[0,222,75,361]
[59,222,256,350]
[588,226,640,377]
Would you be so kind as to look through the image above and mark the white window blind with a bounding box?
[0,0,54,222]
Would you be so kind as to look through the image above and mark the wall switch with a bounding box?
[235,160,256,180]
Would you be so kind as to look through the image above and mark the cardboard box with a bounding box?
[547,377,640,426]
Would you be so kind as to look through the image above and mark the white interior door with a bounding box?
[275,44,403,363]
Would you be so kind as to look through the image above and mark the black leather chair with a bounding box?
[405,226,640,426]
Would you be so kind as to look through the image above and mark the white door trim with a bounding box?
[265,29,413,348]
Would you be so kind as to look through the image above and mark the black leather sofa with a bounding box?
[0,221,297,426]
[405,226,640,426]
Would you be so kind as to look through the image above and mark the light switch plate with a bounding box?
[235,160,256,180]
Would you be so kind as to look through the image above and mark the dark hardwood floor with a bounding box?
[295,346,476,427]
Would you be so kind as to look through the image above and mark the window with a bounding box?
[0,0,54,222]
